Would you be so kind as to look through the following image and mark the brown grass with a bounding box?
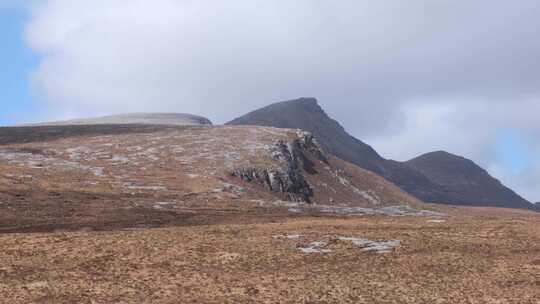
[0,207,538,304]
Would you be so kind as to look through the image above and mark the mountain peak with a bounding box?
[227,97,385,173]
[407,151,491,180]
[290,97,319,105]
[424,150,457,157]
[406,151,531,208]
[239,97,324,117]
[410,151,474,166]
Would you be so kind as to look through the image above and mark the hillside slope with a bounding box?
[227,98,534,210]
[0,124,429,232]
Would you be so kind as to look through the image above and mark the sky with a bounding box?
[1,0,539,202]
[0,1,41,125]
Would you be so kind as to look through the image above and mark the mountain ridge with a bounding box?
[25,113,213,127]
[227,97,535,210]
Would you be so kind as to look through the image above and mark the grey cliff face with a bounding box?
[231,132,326,202]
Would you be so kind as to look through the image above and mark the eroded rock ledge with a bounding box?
[231,131,326,202]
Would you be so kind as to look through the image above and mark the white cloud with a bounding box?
[22,0,540,201]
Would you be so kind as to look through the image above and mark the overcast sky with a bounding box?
[1,0,540,202]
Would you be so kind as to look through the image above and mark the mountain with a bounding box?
[227,97,535,210]
[27,113,212,127]
[406,151,532,208]
[0,124,430,232]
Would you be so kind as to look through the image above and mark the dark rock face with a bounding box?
[231,166,313,202]
[228,98,535,210]
[231,132,324,202]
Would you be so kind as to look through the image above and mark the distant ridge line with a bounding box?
[25,113,213,127]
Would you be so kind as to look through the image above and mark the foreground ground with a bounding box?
[1,206,538,304]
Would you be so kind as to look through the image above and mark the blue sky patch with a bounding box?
[0,6,40,125]
[495,130,532,175]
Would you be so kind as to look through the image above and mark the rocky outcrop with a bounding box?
[231,132,326,202]
[231,167,312,202]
